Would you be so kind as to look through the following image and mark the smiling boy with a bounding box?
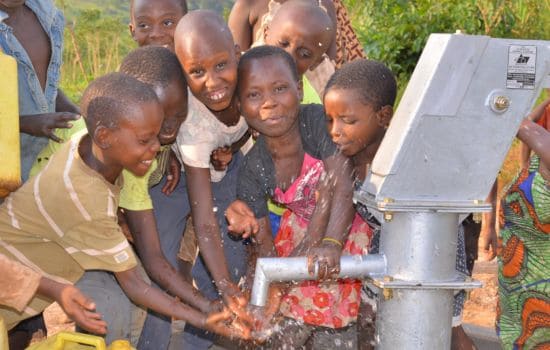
[0,73,242,346]
[129,0,187,52]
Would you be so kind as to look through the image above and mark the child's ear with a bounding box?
[94,126,112,149]
[129,22,137,42]
[376,105,393,129]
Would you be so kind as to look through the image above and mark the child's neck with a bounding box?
[0,4,24,21]
[78,135,122,184]
[352,137,383,183]
[264,118,302,161]
[211,96,241,127]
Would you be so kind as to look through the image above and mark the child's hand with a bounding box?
[210,146,233,171]
[225,200,259,238]
[20,113,80,142]
[307,239,343,280]
[56,284,108,335]
[248,285,283,342]
[218,279,255,326]
[162,150,181,195]
[204,307,252,340]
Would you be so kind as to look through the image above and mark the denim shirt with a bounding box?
[0,0,64,181]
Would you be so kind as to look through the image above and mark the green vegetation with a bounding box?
[344,0,550,98]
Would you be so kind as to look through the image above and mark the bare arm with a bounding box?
[228,0,255,52]
[125,209,212,313]
[479,181,497,261]
[517,118,550,170]
[56,89,80,114]
[184,163,251,320]
[292,153,354,254]
[520,98,550,168]
[293,153,355,279]
[114,267,208,328]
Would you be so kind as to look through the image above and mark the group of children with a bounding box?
[5,0,538,349]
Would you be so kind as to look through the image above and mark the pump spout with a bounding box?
[250,254,386,307]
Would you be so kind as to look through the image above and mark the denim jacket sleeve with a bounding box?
[0,0,65,181]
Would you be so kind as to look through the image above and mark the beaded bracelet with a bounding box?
[322,237,343,247]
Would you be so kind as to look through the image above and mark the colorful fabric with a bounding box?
[0,134,137,329]
[273,154,373,329]
[332,0,366,68]
[498,156,550,349]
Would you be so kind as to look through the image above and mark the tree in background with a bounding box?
[345,0,549,97]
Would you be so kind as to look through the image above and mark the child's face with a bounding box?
[130,0,185,52]
[238,56,302,137]
[177,36,239,112]
[324,88,383,158]
[265,16,331,75]
[105,100,163,176]
[156,79,188,145]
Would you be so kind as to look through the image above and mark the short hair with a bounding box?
[175,10,234,54]
[238,45,299,89]
[119,46,186,89]
[130,0,187,15]
[81,73,159,133]
[325,59,397,109]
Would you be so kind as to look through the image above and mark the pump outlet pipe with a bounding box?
[250,254,386,307]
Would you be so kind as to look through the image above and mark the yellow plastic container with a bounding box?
[26,331,135,350]
[0,46,21,198]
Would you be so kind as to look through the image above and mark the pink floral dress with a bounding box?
[273,153,373,328]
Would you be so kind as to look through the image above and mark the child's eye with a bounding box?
[277,40,289,48]
[274,85,287,93]
[342,117,356,125]
[247,91,260,99]
[163,19,175,26]
[216,62,227,70]
[189,68,204,76]
[137,22,150,30]
[138,139,149,145]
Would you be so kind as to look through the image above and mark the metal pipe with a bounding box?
[250,254,387,307]
[376,211,459,349]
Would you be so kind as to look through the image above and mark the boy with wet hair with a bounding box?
[164,9,254,349]
[129,0,187,52]
[0,73,243,346]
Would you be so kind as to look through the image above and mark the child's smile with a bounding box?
[238,56,301,137]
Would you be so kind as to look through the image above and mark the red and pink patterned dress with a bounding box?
[273,153,373,328]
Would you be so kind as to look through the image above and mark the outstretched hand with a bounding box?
[204,306,252,340]
[20,113,81,142]
[225,200,259,238]
[218,280,255,327]
[56,284,107,335]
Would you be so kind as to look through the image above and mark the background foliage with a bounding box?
[52,0,549,188]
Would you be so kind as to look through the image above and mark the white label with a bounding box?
[507,45,536,89]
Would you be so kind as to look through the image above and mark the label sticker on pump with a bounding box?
[507,45,536,89]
